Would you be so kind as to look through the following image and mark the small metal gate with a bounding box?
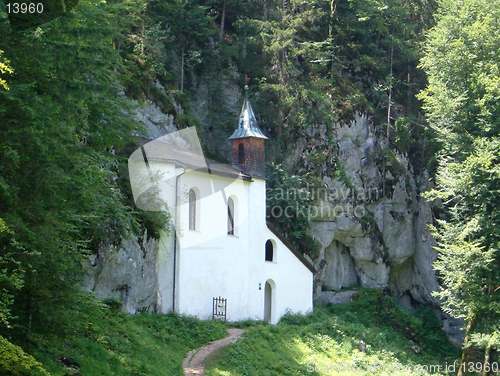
[212,297,227,321]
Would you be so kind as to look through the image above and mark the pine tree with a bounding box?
[419,0,500,372]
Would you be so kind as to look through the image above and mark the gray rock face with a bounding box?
[320,241,358,290]
[134,99,177,140]
[83,231,160,313]
[439,312,465,347]
[311,114,439,306]
[317,290,358,305]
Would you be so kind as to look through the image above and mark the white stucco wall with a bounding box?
[176,170,251,321]
[171,168,313,324]
[245,179,314,323]
[140,161,179,314]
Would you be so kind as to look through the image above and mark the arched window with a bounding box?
[188,189,197,231]
[238,143,245,165]
[227,197,235,235]
[265,240,274,262]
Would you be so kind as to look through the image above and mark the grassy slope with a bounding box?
[12,290,457,376]
[206,290,458,376]
[26,295,227,376]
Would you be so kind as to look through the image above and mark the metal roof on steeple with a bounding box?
[228,86,268,140]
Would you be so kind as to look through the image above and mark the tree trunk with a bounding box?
[219,0,226,42]
[180,47,185,93]
[140,20,145,55]
[387,43,393,143]
[382,43,394,200]
[482,345,491,376]
[329,0,336,78]
[457,315,477,376]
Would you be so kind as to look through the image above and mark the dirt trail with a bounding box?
[182,328,244,376]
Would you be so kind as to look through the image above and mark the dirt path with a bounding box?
[182,328,244,376]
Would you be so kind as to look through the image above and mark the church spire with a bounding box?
[229,86,268,178]
[228,85,268,140]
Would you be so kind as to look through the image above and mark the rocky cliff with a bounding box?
[309,114,439,306]
[83,231,160,314]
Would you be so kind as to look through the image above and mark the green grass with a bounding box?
[206,290,458,376]
[9,290,458,375]
[26,294,227,376]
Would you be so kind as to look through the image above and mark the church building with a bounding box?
[130,91,314,324]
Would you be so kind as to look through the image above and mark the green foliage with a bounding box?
[333,162,353,189]
[393,117,412,154]
[232,0,433,129]
[135,210,169,240]
[383,149,406,178]
[148,0,216,92]
[419,0,500,365]
[419,0,499,153]
[0,0,151,332]
[266,163,321,257]
[207,289,457,375]
[0,335,49,376]
[0,219,25,328]
[426,138,499,328]
[28,293,226,375]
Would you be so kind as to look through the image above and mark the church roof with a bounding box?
[228,89,268,140]
[139,142,253,181]
[206,159,253,181]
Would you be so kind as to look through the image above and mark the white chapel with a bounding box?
[129,92,314,324]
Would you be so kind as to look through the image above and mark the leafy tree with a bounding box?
[0,335,49,375]
[419,0,499,372]
[0,0,150,333]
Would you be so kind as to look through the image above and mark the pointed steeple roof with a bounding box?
[228,86,268,140]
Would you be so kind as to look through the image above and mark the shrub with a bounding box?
[0,336,49,376]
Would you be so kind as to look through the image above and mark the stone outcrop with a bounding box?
[317,290,358,305]
[83,231,160,313]
[311,114,439,306]
[134,99,177,139]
